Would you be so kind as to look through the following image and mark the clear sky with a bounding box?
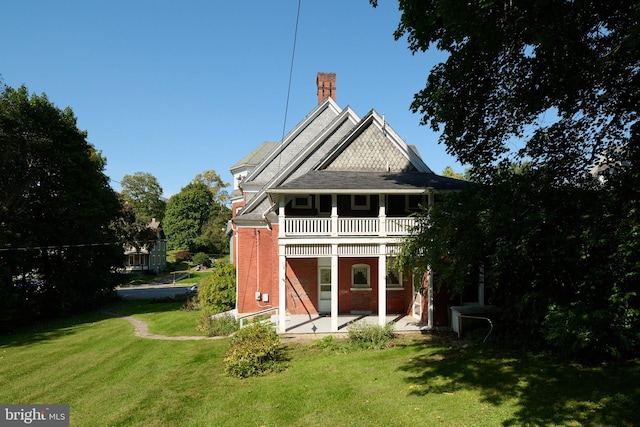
[1,0,463,198]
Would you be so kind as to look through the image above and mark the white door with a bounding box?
[412,274,422,320]
[318,267,332,313]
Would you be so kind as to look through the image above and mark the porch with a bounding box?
[273,313,430,334]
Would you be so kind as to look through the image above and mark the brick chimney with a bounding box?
[317,72,336,104]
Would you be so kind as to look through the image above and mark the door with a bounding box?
[318,267,332,313]
[412,273,422,320]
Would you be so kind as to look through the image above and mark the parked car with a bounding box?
[189,283,199,293]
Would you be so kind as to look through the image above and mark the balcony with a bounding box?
[282,217,415,237]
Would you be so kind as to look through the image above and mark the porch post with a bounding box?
[278,246,287,333]
[378,244,387,326]
[331,194,338,237]
[331,243,339,332]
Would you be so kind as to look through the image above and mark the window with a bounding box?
[386,269,403,289]
[351,264,370,289]
[351,194,370,210]
[292,195,312,209]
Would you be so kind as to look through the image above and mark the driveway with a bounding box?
[116,284,191,300]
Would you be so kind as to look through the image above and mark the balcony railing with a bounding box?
[282,217,415,237]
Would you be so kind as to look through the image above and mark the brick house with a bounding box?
[230,73,467,333]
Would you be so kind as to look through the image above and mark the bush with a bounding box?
[192,252,211,267]
[174,251,192,262]
[224,322,285,378]
[198,261,236,313]
[197,311,239,337]
[347,322,396,350]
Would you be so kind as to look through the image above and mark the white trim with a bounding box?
[351,264,371,289]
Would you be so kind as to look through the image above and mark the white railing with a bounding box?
[284,217,332,235]
[385,218,415,235]
[282,217,415,237]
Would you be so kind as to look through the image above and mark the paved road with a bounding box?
[116,285,192,300]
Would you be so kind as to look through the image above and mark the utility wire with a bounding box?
[281,0,302,142]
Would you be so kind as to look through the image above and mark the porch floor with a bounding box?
[272,313,430,334]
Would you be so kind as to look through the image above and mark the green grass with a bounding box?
[106,300,205,337]
[1,304,638,426]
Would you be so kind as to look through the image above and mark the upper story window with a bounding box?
[351,195,370,210]
[292,195,312,209]
[351,264,371,289]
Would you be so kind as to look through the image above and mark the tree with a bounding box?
[121,172,166,224]
[0,84,123,330]
[192,169,230,205]
[380,1,640,359]
[384,0,639,182]
[163,182,215,252]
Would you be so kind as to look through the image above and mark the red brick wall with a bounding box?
[235,226,279,314]
[286,258,318,315]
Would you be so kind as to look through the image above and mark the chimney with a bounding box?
[316,72,336,104]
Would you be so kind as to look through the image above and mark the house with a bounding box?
[123,218,167,273]
[230,72,467,333]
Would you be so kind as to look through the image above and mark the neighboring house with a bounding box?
[230,72,468,333]
[124,218,167,273]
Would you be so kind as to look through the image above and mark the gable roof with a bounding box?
[232,97,465,222]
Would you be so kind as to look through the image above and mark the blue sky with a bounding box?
[1,1,463,197]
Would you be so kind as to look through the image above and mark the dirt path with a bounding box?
[103,310,224,340]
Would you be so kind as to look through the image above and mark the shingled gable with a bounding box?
[235,98,360,221]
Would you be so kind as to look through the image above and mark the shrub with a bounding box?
[224,322,285,378]
[192,252,211,267]
[174,251,192,262]
[197,311,239,336]
[198,261,236,314]
[347,322,396,350]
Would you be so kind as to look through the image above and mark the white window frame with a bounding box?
[351,194,370,211]
[351,264,371,290]
[292,195,312,209]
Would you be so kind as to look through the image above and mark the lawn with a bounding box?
[0,304,638,426]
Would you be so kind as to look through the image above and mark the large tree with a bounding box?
[384,0,639,181]
[120,172,166,224]
[381,0,640,359]
[163,182,215,252]
[0,84,123,330]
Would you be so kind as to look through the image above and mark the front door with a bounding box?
[412,273,422,320]
[318,267,332,313]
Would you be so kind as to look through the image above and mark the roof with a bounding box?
[268,170,468,194]
[230,141,278,173]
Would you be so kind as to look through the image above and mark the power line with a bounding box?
[281,0,302,142]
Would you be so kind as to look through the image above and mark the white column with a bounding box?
[278,247,287,333]
[278,198,286,238]
[331,194,338,237]
[378,245,387,326]
[331,244,339,332]
[379,193,387,237]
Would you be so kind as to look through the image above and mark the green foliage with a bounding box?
[347,322,396,350]
[198,261,236,314]
[191,252,211,267]
[163,182,214,252]
[400,166,640,360]
[223,322,285,378]
[385,2,640,360]
[0,84,122,331]
[120,172,166,224]
[192,169,230,205]
[197,311,239,337]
